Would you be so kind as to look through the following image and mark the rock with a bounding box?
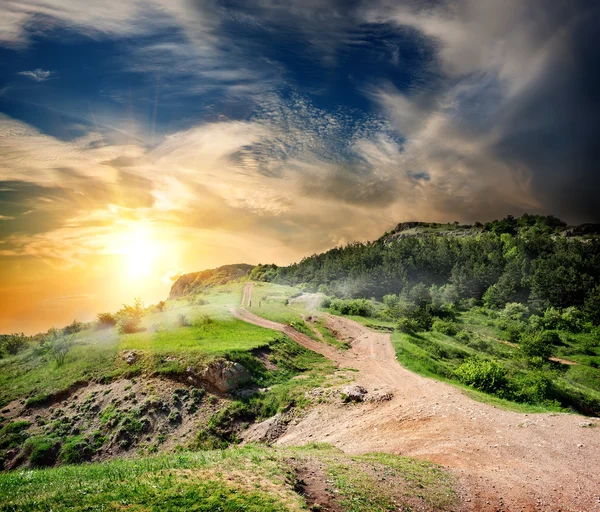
[342,385,368,402]
[201,359,251,393]
[367,390,394,403]
[122,351,138,365]
[579,421,595,428]
[241,413,290,444]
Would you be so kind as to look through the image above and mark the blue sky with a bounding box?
[0,0,598,332]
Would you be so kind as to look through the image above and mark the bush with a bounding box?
[116,298,145,334]
[455,359,507,393]
[96,312,117,329]
[195,314,213,328]
[59,436,94,464]
[117,316,142,334]
[330,298,374,317]
[395,318,420,334]
[520,332,554,360]
[511,372,554,404]
[432,319,459,336]
[0,333,29,355]
[22,436,61,467]
[455,330,471,343]
[177,314,189,327]
[0,421,31,450]
[156,300,167,312]
[62,319,83,335]
[320,297,332,309]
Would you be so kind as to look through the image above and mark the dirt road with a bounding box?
[233,283,600,511]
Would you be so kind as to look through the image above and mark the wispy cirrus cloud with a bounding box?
[17,68,54,82]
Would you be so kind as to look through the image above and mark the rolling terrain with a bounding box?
[1,214,600,511]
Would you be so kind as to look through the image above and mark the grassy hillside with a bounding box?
[0,282,344,472]
[169,264,254,298]
[250,213,600,415]
[0,444,458,511]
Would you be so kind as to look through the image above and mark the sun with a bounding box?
[120,228,158,279]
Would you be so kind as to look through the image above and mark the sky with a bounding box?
[0,0,598,334]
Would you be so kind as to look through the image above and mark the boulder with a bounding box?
[202,359,251,393]
[121,351,138,365]
[342,385,368,402]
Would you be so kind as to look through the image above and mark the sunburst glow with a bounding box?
[119,227,159,280]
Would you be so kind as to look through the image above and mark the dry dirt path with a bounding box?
[232,283,600,511]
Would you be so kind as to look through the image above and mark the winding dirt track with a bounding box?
[232,283,600,512]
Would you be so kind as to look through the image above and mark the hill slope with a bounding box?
[169,264,254,298]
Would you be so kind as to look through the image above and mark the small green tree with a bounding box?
[116,298,145,334]
[43,331,74,366]
[584,285,600,325]
[1,333,28,355]
[96,312,117,329]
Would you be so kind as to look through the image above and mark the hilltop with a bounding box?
[169,263,254,298]
[1,213,600,511]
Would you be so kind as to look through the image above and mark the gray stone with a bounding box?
[342,385,368,402]
[201,359,251,393]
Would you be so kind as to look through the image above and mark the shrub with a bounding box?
[432,319,459,336]
[330,298,374,317]
[578,336,598,355]
[156,300,167,312]
[22,436,61,467]
[117,316,142,334]
[500,302,528,322]
[59,436,94,464]
[177,314,189,327]
[0,421,31,450]
[537,330,561,346]
[520,332,554,360]
[0,333,29,355]
[456,330,471,343]
[47,335,74,366]
[62,319,83,335]
[116,298,145,334]
[195,313,213,327]
[511,372,554,404]
[96,312,117,329]
[320,297,332,309]
[395,318,420,334]
[455,359,507,393]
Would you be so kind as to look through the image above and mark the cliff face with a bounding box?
[169,264,254,298]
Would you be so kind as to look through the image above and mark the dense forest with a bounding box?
[251,215,600,320]
[251,215,600,415]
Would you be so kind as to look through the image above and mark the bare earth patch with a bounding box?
[233,287,600,512]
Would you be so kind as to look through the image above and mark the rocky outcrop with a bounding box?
[341,385,368,402]
[241,412,292,444]
[201,359,251,393]
[169,264,254,298]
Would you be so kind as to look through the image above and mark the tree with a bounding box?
[97,312,117,329]
[156,300,167,312]
[1,333,28,355]
[49,336,74,366]
[116,298,145,334]
[584,285,600,325]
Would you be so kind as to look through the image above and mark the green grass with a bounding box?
[0,445,459,512]
[245,283,310,325]
[312,317,349,350]
[0,282,311,407]
[390,330,560,413]
[328,452,457,512]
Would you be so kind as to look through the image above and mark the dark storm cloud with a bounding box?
[492,3,600,222]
